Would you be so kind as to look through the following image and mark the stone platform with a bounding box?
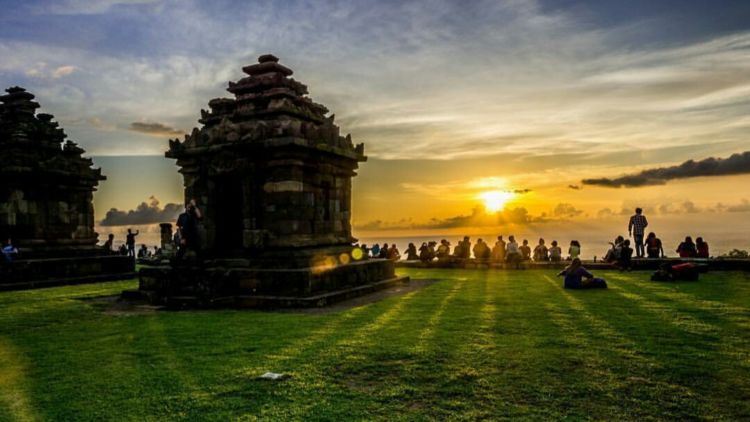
[0,255,136,291]
[131,258,408,309]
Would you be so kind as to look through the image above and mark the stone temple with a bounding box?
[137,55,407,307]
[0,87,134,289]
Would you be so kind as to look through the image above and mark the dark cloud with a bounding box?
[568,184,581,190]
[356,206,550,231]
[100,196,182,226]
[129,122,185,137]
[582,151,750,188]
[513,188,532,194]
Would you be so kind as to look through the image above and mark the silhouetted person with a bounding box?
[103,234,115,254]
[505,235,521,268]
[427,241,437,261]
[418,242,431,262]
[618,239,633,271]
[519,239,531,261]
[378,243,389,259]
[387,244,401,260]
[696,237,709,258]
[557,258,607,289]
[176,199,203,260]
[2,238,19,263]
[137,244,149,258]
[533,238,548,261]
[436,239,451,260]
[360,244,370,258]
[153,246,161,256]
[676,236,697,258]
[568,240,581,260]
[118,244,128,255]
[405,243,419,260]
[492,236,506,263]
[473,238,490,261]
[126,228,139,257]
[370,243,381,258]
[549,240,562,262]
[455,236,471,259]
[628,207,648,258]
[645,232,664,258]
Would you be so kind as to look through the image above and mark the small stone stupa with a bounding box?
[0,87,134,288]
[137,55,406,307]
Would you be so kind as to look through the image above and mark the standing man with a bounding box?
[125,228,139,257]
[628,207,648,258]
[176,199,203,260]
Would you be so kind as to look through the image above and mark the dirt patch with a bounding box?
[281,278,441,315]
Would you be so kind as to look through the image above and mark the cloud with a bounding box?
[582,151,750,188]
[40,0,160,15]
[726,199,750,212]
[553,203,583,218]
[129,122,185,137]
[658,201,701,214]
[568,184,581,190]
[100,196,182,226]
[24,63,77,79]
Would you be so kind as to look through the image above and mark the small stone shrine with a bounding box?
[136,55,406,307]
[0,87,134,289]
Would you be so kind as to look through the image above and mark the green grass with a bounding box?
[1,269,749,421]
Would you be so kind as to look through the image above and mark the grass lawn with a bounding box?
[1,269,749,421]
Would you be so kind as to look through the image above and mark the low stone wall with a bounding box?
[0,255,136,290]
[395,258,750,271]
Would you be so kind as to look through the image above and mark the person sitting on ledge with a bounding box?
[118,244,128,255]
[359,244,369,258]
[370,243,381,258]
[436,239,451,260]
[455,236,471,259]
[2,238,19,263]
[568,240,581,261]
[676,236,697,258]
[549,240,562,262]
[176,198,203,260]
[520,239,531,261]
[557,258,608,289]
[696,237,709,258]
[387,244,401,260]
[617,239,633,271]
[137,244,149,258]
[473,238,490,261]
[492,235,506,263]
[505,235,521,268]
[645,232,664,258]
[378,243,389,259]
[603,235,624,263]
[405,243,419,260]
[533,238,549,262]
[102,233,115,254]
[427,241,437,260]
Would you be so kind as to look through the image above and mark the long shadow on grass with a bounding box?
[545,273,733,420]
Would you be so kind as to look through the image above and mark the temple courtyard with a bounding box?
[1,269,749,421]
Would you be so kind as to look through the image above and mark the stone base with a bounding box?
[0,255,136,291]
[133,258,407,308]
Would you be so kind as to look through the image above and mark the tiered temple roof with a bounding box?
[168,54,365,160]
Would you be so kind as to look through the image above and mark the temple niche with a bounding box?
[0,87,134,288]
[137,55,406,307]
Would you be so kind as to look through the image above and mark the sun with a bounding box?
[479,190,515,213]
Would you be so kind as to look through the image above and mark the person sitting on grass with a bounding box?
[676,236,697,258]
[557,258,607,289]
[696,237,709,258]
[533,238,549,261]
[617,239,633,271]
[549,240,562,262]
[520,239,531,261]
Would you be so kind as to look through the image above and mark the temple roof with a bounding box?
[0,86,105,184]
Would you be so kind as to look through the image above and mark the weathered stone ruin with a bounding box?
[136,55,406,307]
[0,87,134,289]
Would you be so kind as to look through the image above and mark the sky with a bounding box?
[1,0,749,252]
